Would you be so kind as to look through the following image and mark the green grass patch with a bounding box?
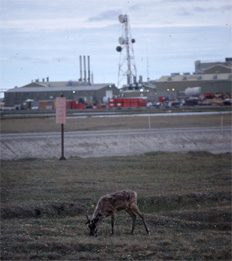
[1,152,231,260]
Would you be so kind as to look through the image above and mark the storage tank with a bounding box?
[185,86,201,97]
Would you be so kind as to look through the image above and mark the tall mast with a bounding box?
[125,16,131,85]
[116,14,137,87]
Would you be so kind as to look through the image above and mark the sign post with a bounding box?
[56,95,66,160]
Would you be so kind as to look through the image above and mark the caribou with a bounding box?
[86,190,151,236]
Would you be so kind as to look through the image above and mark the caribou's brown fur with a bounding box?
[86,190,151,236]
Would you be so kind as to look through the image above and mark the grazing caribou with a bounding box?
[85,190,151,236]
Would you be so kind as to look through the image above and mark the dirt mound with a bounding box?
[1,201,87,219]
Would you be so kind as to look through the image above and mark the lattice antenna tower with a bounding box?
[116,14,137,87]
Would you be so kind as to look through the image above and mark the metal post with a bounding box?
[59,93,66,160]
[59,123,66,160]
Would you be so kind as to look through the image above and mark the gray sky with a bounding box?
[0,0,231,94]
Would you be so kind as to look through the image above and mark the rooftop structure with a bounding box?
[195,58,232,74]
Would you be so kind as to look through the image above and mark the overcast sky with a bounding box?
[0,0,231,95]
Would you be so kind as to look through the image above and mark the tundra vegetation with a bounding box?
[1,151,231,260]
[1,112,231,133]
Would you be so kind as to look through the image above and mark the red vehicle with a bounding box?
[159,97,166,103]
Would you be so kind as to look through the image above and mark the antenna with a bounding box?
[146,48,150,82]
[116,14,137,88]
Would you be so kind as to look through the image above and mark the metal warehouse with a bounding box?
[156,73,232,99]
[4,80,120,107]
[155,59,232,99]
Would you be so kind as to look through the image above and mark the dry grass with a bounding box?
[1,152,231,260]
[1,113,231,133]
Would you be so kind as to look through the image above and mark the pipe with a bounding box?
[133,75,136,84]
[79,55,82,81]
[83,56,86,82]
[88,56,90,84]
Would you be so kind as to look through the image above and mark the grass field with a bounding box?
[1,152,231,260]
[1,113,231,133]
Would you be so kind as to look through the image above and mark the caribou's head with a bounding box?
[86,216,98,236]
[85,213,103,236]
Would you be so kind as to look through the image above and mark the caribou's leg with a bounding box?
[131,204,151,235]
[111,214,115,235]
[126,209,137,234]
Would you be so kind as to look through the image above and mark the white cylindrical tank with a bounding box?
[185,86,201,97]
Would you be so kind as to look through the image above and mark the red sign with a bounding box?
[56,97,66,124]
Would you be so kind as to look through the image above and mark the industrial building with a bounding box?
[155,58,232,100]
[4,55,120,108]
[195,58,232,74]
[4,57,232,107]
[120,79,156,99]
[4,80,119,107]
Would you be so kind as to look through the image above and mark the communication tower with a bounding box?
[116,14,138,88]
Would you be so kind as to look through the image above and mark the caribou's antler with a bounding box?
[85,214,90,225]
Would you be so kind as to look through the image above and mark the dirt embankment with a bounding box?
[1,202,86,219]
[2,191,231,232]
